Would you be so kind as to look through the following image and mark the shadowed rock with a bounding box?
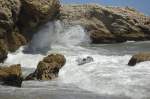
[18,0,60,40]
[0,0,60,62]
[0,0,26,61]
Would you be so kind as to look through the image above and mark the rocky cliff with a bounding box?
[60,4,150,43]
[0,0,60,62]
[0,2,150,63]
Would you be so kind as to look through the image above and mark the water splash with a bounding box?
[24,21,90,53]
[3,20,150,99]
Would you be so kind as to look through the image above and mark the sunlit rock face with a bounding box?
[25,54,66,80]
[0,64,23,87]
[128,52,150,66]
[60,4,150,43]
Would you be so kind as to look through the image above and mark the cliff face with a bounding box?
[0,0,25,62]
[0,0,60,62]
[60,4,150,43]
[0,2,150,62]
[18,0,60,41]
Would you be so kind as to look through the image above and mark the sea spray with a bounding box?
[4,20,91,68]
[2,19,150,99]
[24,20,91,53]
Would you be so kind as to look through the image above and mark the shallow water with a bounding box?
[0,80,131,99]
[1,21,150,99]
[2,41,150,99]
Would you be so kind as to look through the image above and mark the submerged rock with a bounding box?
[60,4,150,43]
[128,52,150,66]
[76,56,94,65]
[0,64,23,87]
[25,54,66,80]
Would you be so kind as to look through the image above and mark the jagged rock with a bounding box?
[60,4,150,43]
[25,54,66,80]
[0,0,27,61]
[18,0,60,40]
[0,64,23,87]
[0,0,21,30]
[128,52,150,66]
[0,0,60,62]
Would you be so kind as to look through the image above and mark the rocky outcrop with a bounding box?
[25,54,66,80]
[0,0,26,62]
[0,0,60,62]
[60,4,150,43]
[0,64,23,87]
[18,0,60,41]
[128,52,150,66]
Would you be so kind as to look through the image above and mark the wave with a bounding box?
[3,20,150,99]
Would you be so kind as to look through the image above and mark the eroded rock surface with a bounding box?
[25,54,66,80]
[0,64,23,87]
[18,0,60,40]
[60,4,150,43]
[0,0,60,62]
[128,52,150,66]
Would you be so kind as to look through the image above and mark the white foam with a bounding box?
[4,47,44,68]
[59,54,150,99]
[3,20,150,99]
[4,21,91,68]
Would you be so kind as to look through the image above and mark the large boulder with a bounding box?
[25,54,66,80]
[128,52,150,66]
[18,0,60,40]
[60,4,150,43]
[0,64,23,87]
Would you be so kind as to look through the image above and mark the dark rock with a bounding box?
[76,56,94,65]
[0,40,8,63]
[18,0,60,40]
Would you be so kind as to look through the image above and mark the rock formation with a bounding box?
[0,64,23,87]
[25,54,66,80]
[18,0,60,41]
[128,52,150,66]
[0,0,60,62]
[0,0,26,62]
[60,4,150,43]
[0,1,150,64]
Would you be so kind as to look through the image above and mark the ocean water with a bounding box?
[1,21,150,99]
